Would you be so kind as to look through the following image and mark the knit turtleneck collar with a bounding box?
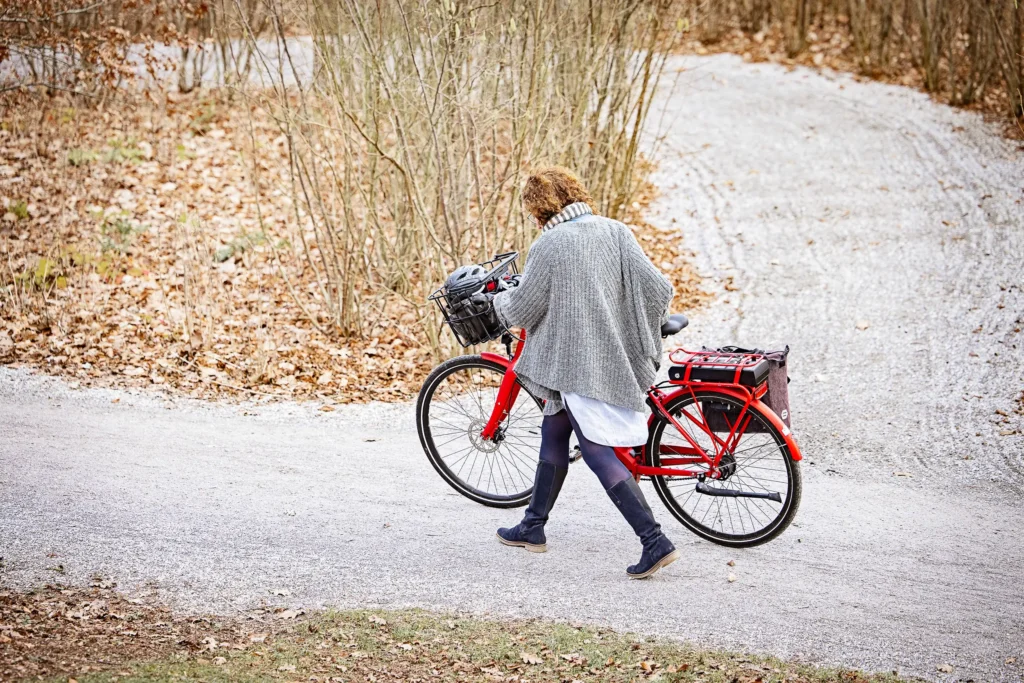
[542,202,592,231]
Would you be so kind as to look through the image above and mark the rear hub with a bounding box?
[717,452,738,480]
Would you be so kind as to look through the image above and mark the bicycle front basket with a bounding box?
[429,285,504,347]
[431,253,519,348]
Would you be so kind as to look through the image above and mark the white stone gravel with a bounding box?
[2,55,1023,682]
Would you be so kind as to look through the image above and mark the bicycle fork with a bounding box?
[478,332,525,442]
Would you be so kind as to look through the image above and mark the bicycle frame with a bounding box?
[478,333,802,480]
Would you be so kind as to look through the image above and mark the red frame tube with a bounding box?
[477,333,801,478]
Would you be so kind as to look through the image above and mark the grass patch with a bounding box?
[99,215,148,255]
[2,586,911,683]
[213,230,267,263]
[9,200,29,220]
[67,148,101,166]
[67,138,146,167]
[104,137,146,164]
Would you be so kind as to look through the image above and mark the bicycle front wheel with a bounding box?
[647,390,802,548]
[416,355,544,508]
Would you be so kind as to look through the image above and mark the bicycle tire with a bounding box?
[646,390,802,548]
[416,355,544,508]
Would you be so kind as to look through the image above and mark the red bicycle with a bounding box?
[416,253,802,547]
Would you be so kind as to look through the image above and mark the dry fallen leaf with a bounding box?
[368,614,387,626]
[727,559,736,567]
[521,651,543,665]
[727,573,737,583]
[856,320,871,330]
[0,97,705,411]
[937,663,953,673]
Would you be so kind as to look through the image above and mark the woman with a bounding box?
[491,166,679,579]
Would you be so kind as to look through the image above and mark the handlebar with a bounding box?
[481,251,519,283]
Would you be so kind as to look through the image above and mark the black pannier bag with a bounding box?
[702,346,791,434]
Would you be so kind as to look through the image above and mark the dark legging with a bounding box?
[539,407,632,490]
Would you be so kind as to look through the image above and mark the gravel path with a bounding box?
[653,55,1024,493]
[2,55,1023,681]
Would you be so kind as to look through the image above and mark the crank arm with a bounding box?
[695,481,782,503]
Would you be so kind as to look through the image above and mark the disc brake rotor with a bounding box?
[467,418,502,453]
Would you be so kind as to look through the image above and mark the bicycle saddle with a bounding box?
[661,313,688,338]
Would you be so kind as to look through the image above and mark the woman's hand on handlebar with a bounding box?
[469,291,493,305]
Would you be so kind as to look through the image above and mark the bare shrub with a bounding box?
[847,0,897,74]
[0,0,277,97]
[238,0,684,355]
[0,1,182,96]
[174,0,275,92]
[687,0,1024,126]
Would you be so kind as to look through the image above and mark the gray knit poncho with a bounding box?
[493,204,673,414]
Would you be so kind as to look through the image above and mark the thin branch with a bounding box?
[0,81,94,96]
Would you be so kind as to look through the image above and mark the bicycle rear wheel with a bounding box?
[647,390,801,547]
[416,355,543,508]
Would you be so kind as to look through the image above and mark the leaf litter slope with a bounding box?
[0,93,704,405]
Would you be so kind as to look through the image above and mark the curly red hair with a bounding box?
[522,166,593,226]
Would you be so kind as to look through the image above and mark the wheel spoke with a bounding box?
[422,359,544,503]
[650,392,799,544]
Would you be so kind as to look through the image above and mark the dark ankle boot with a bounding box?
[607,477,680,579]
[496,461,567,553]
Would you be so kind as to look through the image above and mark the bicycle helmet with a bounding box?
[444,264,488,305]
